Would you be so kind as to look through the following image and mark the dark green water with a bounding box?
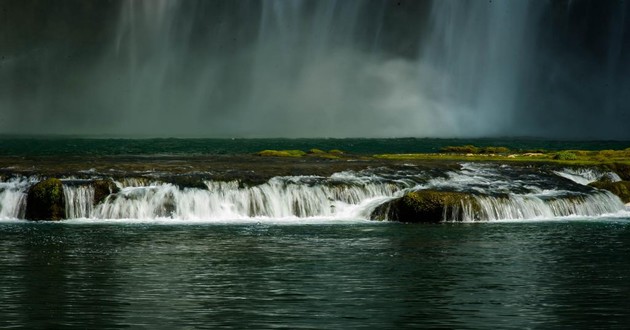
[1,220,629,329]
[1,137,629,156]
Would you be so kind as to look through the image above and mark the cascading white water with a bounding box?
[63,184,95,219]
[417,163,627,221]
[0,177,34,219]
[466,191,624,222]
[553,168,621,186]
[1,164,626,222]
[93,177,405,220]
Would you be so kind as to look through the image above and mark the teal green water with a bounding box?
[1,220,629,329]
[1,137,629,156]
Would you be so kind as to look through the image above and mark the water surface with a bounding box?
[1,220,629,329]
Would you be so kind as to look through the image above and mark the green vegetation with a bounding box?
[440,145,511,154]
[256,149,345,159]
[257,150,307,157]
[375,145,630,166]
[554,151,577,160]
[440,145,480,154]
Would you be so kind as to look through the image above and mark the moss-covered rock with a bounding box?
[371,190,479,223]
[257,150,306,157]
[93,179,120,204]
[606,163,630,181]
[589,180,630,203]
[307,148,326,154]
[25,178,66,221]
[554,151,577,160]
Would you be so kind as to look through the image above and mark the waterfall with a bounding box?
[63,184,95,219]
[0,164,627,222]
[94,177,405,220]
[466,191,624,222]
[0,177,33,219]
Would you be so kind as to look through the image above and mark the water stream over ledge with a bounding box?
[2,163,627,222]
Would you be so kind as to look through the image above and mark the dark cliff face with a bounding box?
[0,0,628,138]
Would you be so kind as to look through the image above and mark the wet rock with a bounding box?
[589,180,630,203]
[163,175,209,190]
[371,190,479,223]
[93,179,120,204]
[25,178,65,221]
[606,163,630,181]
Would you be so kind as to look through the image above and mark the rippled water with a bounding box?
[1,220,630,329]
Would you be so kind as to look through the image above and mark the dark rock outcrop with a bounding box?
[371,190,479,223]
[589,181,630,203]
[93,179,120,204]
[25,178,66,221]
[602,163,630,181]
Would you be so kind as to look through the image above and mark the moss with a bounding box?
[372,190,479,223]
[329,149,344,155]
[307,148,326,154]
[606,163,630,181]
[554,151,577,160]
[481,146,510,154]
[257,150,306,157]
[93,179,120,204]
[589,181,630,203]
[440,145,480,154]
[25,178,66,221]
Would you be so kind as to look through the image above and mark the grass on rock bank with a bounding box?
[257,149,344,159]
[375,146,630,165]
[256,145,630,166]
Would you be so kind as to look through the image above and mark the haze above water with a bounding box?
[1,0,629,139]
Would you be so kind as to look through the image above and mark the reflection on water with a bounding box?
[1,220,629,328]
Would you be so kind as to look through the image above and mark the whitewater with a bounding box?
[1,163,627,223]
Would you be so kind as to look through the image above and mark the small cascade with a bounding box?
[0,177,34,219]
[94,177,405,220]
[553,168,621,186]
[418,163,627,221]
[466,191,624,221]
[63,184,95,219]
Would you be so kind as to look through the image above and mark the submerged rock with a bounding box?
[371,190,479,223]
[25,178,66,221]
[589,180,630,203]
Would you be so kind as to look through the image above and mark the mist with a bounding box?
[0,0,628,139]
